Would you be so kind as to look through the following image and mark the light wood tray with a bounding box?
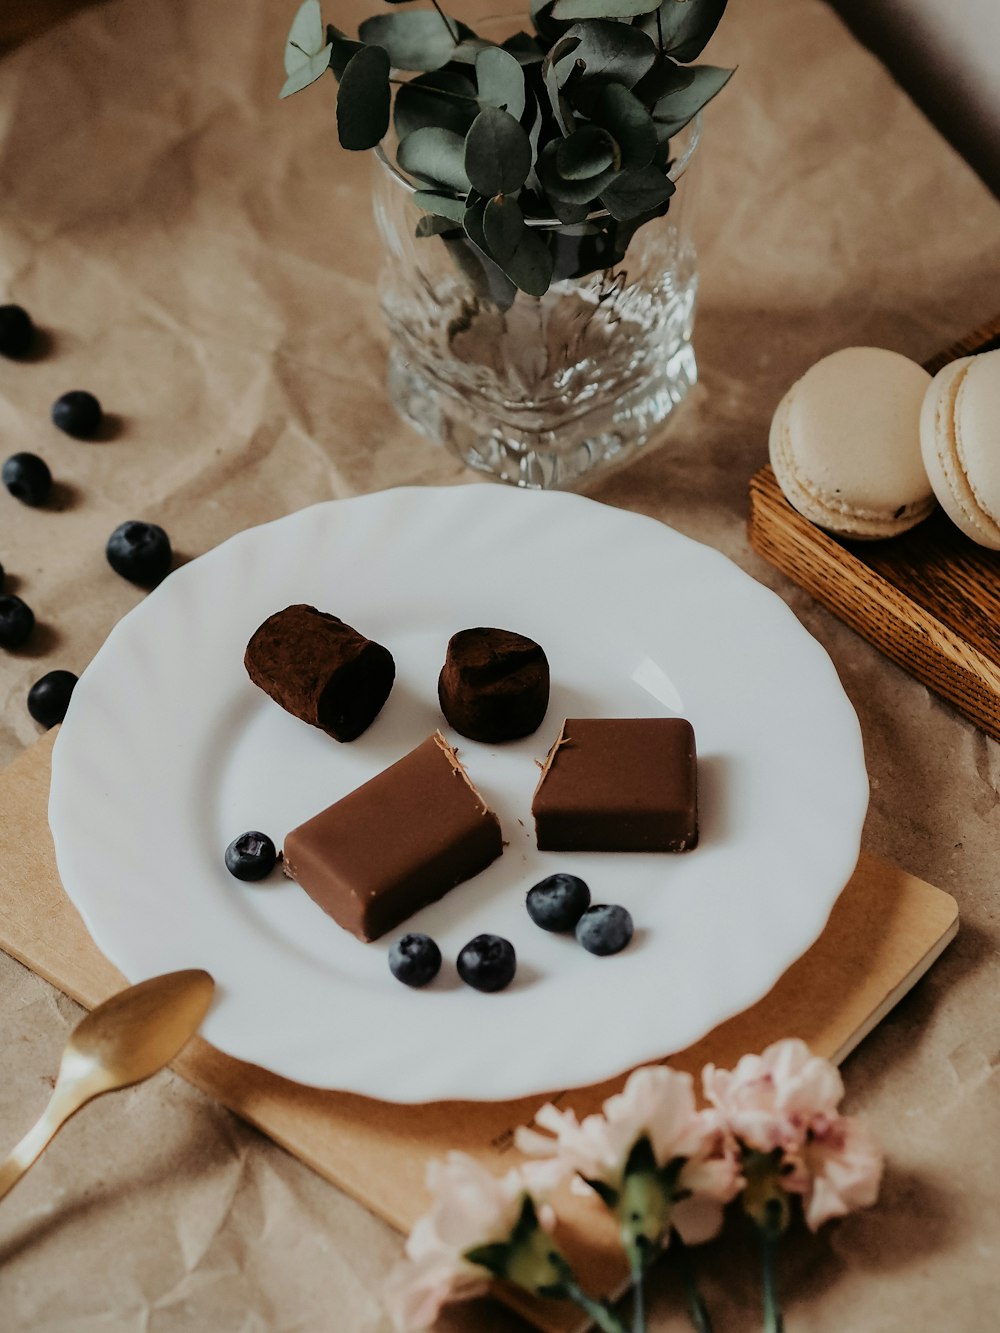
[0,730,958,1330]
[749,317,1000,742]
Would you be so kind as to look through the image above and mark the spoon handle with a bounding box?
[0,1081,96,1203]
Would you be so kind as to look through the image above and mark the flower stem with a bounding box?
[672,1234,714,1333]
[629,1254,647,1333]
[557,1274,630,1333]
[757,1225,784,1333]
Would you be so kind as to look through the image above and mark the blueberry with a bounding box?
[225,831,277,881]
[457,933,516,992]
[27,670,77,728]
[106,520,172,586]
[0,305,34,358]
[576,904,634,956]
[52,390,103,439]
[389,933,442,988]
[526,873,591,932]
[3,452,52,506]
[0,595,34,648]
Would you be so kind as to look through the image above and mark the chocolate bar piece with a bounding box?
[245,604,394,742]
[283,732,503,941]
[438,627,549,743]
[532,717,698,852]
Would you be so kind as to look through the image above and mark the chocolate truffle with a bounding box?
[245,604,394,742]
[532,717,698,852]
[438,627,549,743]
[283,732,503,942]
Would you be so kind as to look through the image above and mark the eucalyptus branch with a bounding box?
[429,0,459,45]
[387,76,477,102]
[655,8,664,53]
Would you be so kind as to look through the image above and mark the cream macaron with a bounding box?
[769,347,935,539]
[919,350,1000,550]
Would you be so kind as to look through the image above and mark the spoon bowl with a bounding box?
[0,969,214,1202]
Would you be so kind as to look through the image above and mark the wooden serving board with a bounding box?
[749,316,1000,742]
[0,731,958,1332]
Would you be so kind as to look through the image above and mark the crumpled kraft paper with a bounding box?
[0,0,999,1328]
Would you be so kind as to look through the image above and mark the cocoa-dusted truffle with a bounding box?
[438,627,549,743]
[283,732,503,941]
[245,604,394,742]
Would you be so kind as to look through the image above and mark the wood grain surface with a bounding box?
[749,316,1000,741]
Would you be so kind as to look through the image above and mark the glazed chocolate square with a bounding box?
[532,717,698,852]
[283,732,503,941]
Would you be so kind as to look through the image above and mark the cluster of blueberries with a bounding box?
[0,303,175,728]
[224,827,634,994]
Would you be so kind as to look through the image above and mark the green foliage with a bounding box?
[279,0,733,298]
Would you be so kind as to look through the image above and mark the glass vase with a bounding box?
[372,115,701,489]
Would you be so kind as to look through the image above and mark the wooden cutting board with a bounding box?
[0,730,958,1331]
[749,316,1000,742]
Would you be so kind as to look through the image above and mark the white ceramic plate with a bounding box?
[50,486,867,1103]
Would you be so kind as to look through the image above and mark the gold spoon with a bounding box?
[0,968,214,1202]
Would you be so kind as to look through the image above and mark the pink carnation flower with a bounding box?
[703,1038,883,1231]
[515,1065,741,1243]
[383,1152,554,1332]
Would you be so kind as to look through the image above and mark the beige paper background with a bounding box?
[0,0,999,1329]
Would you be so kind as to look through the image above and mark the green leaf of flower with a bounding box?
[475,47,526,120]
[553,0,659,19]
[398,126,472,192]
[464,1242,512,1277]
[624,1134,658,1179]
[589,82,656,169]
[464,107,532,197]
[600,164,675,219]
[358,11,458,72]
[505,227,554,297]
[483,195,525,263]
[556,124,617,180]
[581,1175,620,1208]
[336,44,391,150]
[651,63,733,137]
[413,189,469,222]
[654,0,729,62]
[393,69,478,138]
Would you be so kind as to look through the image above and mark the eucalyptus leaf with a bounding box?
[590,82,656,168]
[460,201,520,309]
[505,226,554,297]
[475,47,526,120]
[328,29,363,81]
[651,63,733,136]
[483,195,525,263]
[442,235,517,310]
[600,163,674,220]
[539,140,616,205]
[653,0,728,61]
[552,0,659,19]
[284,0,324,75]
[393,69,478,138]
[542,35,580,136]
[631,57,694,105]
[280,44,333,98]
[413,189,468,222]
[359,11,458,72]
[558,20,657,89]
[415,214,462,237]
[336,44,390,149]
[398,126,471,191]
[556,124,617,180]
[531,0,573,44]
[502,32,544,65]
[449,38,494,64]
[464,107,532,197]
